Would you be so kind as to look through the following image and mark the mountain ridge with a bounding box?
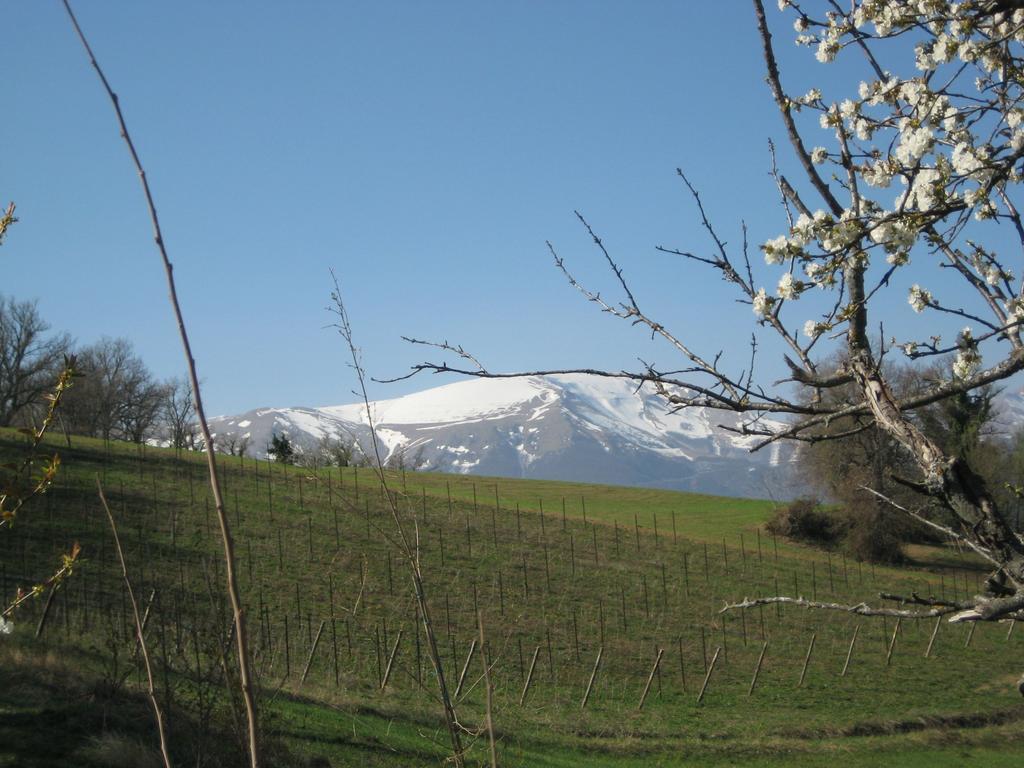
[207,374,799,499]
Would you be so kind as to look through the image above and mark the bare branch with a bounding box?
[98,478,172,768]
[720,594,962,619]
[753,0,844,217]
[61,4,260,763]
[859,485,1000,565]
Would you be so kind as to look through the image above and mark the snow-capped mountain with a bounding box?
[207,374,799,499]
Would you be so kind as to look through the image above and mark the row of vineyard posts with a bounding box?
[3,440,1013,732]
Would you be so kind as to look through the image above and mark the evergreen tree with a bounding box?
[268,431,295,464]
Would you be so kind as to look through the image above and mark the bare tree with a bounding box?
[62,336,166,443]
[163,376,197,451]
[213,432,250,458]
[394,1,1024,692]
[0,296,71,427]
[314,433,359,467]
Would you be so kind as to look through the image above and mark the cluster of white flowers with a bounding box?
[869,214,918,254]
[765,0,1024,356]
[803,319,828,339]
[1005,296,1024,320]
[908,284,932,312]
[894,123,934,165]
[858,76,899,106]
[803,261,835,288]
[762,210,834,263]
[861,158,895,188]
[816,30,842,63]
[915,33,961,71]
[953,327,981,379]
[777,272,803,300]
[851,0,916,37]
[898,166,944,212]
[752,287,775,319]
[762,235,797,265]
[820,213,863,252]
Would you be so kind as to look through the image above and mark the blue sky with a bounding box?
[3,2,1009,415]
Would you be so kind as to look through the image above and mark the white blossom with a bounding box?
[894,124,934,165]
[762,235,791,265]
[899,167,943,211]
[952,142,984,177]
[803,319,826,339]
[816,37,840,63]
[752,288,774,319]
[862,160,894,188]
[908,284,932,312]
[953,327,981,379]
[1005,296,1024,320]
[777,272,800,300]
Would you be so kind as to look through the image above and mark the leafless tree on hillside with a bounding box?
[0,296,71,428]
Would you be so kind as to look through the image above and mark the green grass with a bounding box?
[1,430,1021,766]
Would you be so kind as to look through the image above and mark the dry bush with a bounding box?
[766,498,843,546]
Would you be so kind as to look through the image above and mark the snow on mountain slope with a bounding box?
[207,374,800,499]
[322,377,554,426]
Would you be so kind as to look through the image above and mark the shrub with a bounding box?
[766,498,842,546]
[843,506,906,565]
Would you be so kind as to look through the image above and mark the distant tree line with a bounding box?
[0,293,429,467]
[0,294,195,448]
[266,430,425,472]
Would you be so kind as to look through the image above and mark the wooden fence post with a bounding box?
[925,617,941,658]
[886,618,901,665]
[748,641,768,696]
[520,646,540,706]
[637,648,664,710]
[380,630,404,690]
[580,646,603,709]
[455,639,477,699]
[798,632,816,687]
[841,624,860,676]
[696,647,721,704]
[300,620,326,686]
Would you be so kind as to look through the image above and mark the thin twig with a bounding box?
[98,478,173,768]
[329,273,465,767]
[62,5,260,763]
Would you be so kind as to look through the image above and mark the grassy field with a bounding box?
[1,430,1022,766]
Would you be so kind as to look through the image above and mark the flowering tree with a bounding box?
[398,0,1024,692]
